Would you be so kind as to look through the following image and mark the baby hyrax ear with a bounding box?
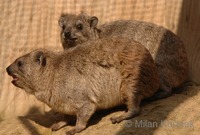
[58,15,66,28]
[89,16,98,27]
[36,51,46,67]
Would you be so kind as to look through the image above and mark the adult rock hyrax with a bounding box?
[58,12,188,99]
[7,38,159,135]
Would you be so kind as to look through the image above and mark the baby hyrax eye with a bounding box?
[76,23,83,30]
[62,25,65,30]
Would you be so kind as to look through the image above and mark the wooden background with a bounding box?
[0,0,200,119]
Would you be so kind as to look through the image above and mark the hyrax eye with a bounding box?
[17,60,23,67]
[76,24,83,30]
[62,25,65,30]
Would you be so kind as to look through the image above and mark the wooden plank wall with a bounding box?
[177,0,200,85]
[0,0,199,119]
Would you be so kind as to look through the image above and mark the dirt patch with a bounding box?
[0,85,199,135]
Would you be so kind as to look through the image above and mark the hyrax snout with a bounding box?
[58,12,188,100]
[7,38,159,134]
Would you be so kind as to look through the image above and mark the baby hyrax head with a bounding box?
[58,12,99,49]
[6,49,48,93]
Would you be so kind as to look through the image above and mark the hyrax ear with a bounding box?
[36,51,46,67]
[58,16,66,28]
[89,16,98,27]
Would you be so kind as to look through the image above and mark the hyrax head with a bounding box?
[6,49,47,93]
[58,12,99,49]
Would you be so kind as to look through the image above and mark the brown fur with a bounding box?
[7,38,159,134]
[58,12,188,99]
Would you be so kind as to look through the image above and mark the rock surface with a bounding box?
[0,85,200,135]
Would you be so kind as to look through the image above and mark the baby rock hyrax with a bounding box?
[58,12,188,99]
[7,38,159,135]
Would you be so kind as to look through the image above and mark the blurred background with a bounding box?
[0,0,200,120]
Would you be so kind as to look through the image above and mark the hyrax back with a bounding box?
[58,13,188,99]
[7,38,159,134]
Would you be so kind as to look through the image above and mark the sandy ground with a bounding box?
[0,84,200,135]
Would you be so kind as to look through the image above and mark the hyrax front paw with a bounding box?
[51,124,61,131]
[66,128,77,135]
[110,116,123,124]
[51,121,68,131]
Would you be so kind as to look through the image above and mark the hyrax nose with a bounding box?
[64,31,71,38]
[6,66,12,75]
